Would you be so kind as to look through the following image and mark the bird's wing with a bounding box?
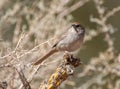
[52,34,66,48]
[52,26,71,48]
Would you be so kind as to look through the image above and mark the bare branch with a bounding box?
[15,66,31,89]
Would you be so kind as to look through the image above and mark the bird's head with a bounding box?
[71,22,85,35]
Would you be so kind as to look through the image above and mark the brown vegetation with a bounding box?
[0,0,120,89]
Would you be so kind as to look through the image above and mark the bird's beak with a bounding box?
[72,25,78,32]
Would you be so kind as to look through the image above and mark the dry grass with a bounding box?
[0,0,120,89]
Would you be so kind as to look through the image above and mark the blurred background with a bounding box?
[0,0,120,89]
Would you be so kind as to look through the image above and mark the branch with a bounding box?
[38,53,82,89]
[104,6,120,21]
[58,0,90,18]
[15,66,31,89]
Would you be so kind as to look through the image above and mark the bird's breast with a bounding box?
[57,33,83,52]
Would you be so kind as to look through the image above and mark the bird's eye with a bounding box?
[75,24,80,28]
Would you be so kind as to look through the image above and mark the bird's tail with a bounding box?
[33,48,58,65]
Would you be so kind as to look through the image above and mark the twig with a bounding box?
[14,32,26,52]
[58,0,90,18]
[19,63,44,89]
[17,37,56,59]
[15,66,31,89]
[104,6,120,21]
[0,32,26,60]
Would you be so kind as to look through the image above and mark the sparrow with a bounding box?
[33,22,85,65]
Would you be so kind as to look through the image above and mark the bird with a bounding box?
[33,22,85,65]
